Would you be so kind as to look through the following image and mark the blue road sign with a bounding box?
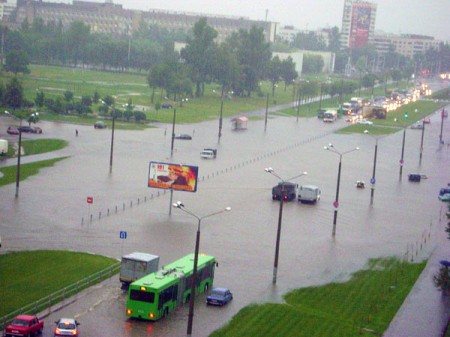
[120,231,127,239]
[370,178,376,185]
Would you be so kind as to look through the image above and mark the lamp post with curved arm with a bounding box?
[265,168,307,284]
[364,130,382,204]
[324,144,359,236]
[172,202,231,337]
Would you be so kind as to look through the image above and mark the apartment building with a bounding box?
[12,0,278,43]
[340,0,377,49]
[373,33,441,58]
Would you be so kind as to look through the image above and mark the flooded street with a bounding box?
[1,98,449,336]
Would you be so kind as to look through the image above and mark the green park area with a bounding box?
[0,251,119,317]
[210,258,427,337]
[0,250,428,337]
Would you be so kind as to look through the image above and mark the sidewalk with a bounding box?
[383,217,450,337]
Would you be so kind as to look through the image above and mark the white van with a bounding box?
[0,139,8,156]
[298,185,321,203]
[200,148,217,159]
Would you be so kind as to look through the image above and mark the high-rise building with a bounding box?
[340,0,377,49]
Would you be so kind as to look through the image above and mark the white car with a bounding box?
[356,119,373,125]
[411,122,423,129]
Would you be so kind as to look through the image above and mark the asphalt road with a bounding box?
[1,83,449,336]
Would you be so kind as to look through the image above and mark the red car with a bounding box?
[6,126,19,135]
[4,314,44,337]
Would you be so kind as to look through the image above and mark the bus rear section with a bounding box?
[125,254,216,321]
[323,109,338,122]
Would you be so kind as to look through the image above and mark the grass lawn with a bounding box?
[0,157,67,187]
[210,257,427,337]
[0,250,119,317]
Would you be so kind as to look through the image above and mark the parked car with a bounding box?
[33,126,43,134]
[272,182,297,201]
[161,103,173,109]
[6,126,19,135]
[18,126,36,133]
[356,119,373,125]
[408,174,422,182]
[4,314,44,337]
[439,193,450,202]
[175,134,192,140]
[94,121,107,129]
[200,148,217,159]
[411,122,423,129]
[54,318,80,337]
[206,287,233,306]
[423,118,431,124]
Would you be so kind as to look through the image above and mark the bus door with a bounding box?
[175,272,186,305]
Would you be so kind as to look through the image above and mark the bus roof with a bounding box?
[130,254,215,290]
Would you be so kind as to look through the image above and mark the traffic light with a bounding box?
[404,112,408,119]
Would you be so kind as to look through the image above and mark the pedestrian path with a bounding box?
[383,222,450,337]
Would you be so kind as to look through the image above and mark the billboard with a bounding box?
[148,161,199,192]
[350,3,372,48]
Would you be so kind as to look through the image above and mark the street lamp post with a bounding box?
[419,119,425,163]
[399,127,406,180]
[324,144,359,236]
[218,90,224,143]
[13,112,39,198]
[15,125,22,198]
[264,168,307,284]
[170,108,176,157]
[172,202,231,337]
[109,106,115,173]
[364,130,381,204]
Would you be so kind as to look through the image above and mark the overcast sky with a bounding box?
[60,0,450,41]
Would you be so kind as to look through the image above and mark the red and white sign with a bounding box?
[87,196,93,204]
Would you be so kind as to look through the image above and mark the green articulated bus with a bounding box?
[125,253,216,321]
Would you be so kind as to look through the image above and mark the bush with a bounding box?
[433,266,450,293]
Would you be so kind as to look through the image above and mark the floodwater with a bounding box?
[0,86,449,337]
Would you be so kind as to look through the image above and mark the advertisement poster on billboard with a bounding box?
[148,161,199,192]
[350,4,371,48]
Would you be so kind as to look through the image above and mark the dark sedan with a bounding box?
[206,287,233,306]
[175,134,192,140]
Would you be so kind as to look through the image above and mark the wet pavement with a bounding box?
[0,86,449,336]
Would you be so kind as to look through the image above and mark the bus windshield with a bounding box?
[130,290,155,303]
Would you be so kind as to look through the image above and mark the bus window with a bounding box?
[130,289,155,303]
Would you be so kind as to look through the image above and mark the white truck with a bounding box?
[323,110,338,123]
[298,185,321,203]
[120,252,159,288]
[0,139,8,156]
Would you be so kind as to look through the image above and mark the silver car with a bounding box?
[54,318,80,337]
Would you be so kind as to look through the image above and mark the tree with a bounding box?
[292,31,326,51]
[280,56,298,90]
[233,25,271,97]
[35,90,45,108]
[4,50,30,75]
[63,90,74,102]
[327,27,341,52]
[180,18,218,97]
[302,54,324,74]
[211,43,240,95]
[268,56,282,97]
[4,77,24,110]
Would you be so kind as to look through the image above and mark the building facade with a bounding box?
[12,0,278,43]
[373,33,441,58]
[340,0,377,49]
